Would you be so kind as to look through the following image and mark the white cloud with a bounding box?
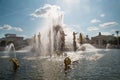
[13,27,23,32]
[91,19,101,23]
[31,4,64,18]
[0,24,12,30]
[99,22,118,27]
[111,29,119,33]
[100,14,105,17]
[101,32,111,35]
[87,27,99,31]
[68,25,85,33]
[71,25,80,29]
[0,24,23,32]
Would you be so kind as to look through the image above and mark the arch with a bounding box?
[0,40,7,47]
[7,41,14,45]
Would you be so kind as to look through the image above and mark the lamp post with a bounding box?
[115,31,119,48]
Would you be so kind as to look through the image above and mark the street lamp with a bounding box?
[115,31,119,48]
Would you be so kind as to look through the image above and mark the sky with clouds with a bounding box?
[0,0,120,38]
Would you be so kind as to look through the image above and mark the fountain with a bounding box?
[5,43,16,58]
[106,43,110,49]
[1,43,16,58]
[29,4,101,64]
[0,4,119,80]
[5,43,19,71]
[77,43,96,51]
[1,5,117,80]
[24,4,107,75]
[30,21,102,71]
[31,8,74,56]
[33,25,67,55]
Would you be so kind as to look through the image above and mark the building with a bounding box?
[0,34,24,50]
[91,32,114,48]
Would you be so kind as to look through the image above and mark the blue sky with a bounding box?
[0,0,120,39]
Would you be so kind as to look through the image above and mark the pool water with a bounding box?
[0,49,120,80]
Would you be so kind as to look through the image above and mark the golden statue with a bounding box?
[64,57,71,71]
[10,58,19,72]
[73,32,77,51]
[79,33,83,44]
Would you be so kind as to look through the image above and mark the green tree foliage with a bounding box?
[108,37,120,45]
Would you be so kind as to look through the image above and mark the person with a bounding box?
[10,58,19,72]
[64,56,71,71]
